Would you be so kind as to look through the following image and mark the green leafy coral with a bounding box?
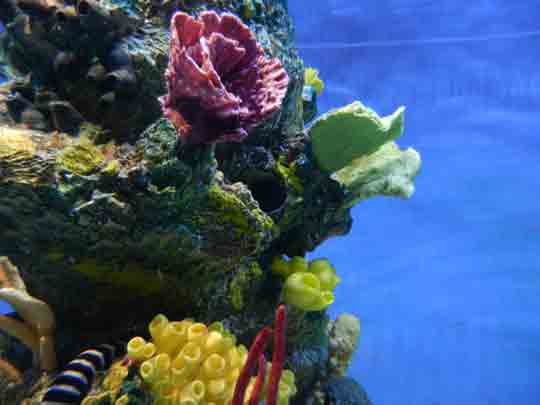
[308,101,405,173]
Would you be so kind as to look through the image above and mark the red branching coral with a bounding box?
[232,304,288,405]
[267,304,287,405]
[248,354,267,405]
[160,11,290,145]
[232,326,273,405]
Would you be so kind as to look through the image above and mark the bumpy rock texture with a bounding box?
[0,0,420,403]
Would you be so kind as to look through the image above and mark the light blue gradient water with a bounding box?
[292,1,540,404]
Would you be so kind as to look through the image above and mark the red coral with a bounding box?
[232,326,273,405]
[160,11,290,145]
[266,304,287,405]
[232,304,288,405]
[248,354,267,405]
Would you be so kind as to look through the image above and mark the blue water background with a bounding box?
[291,1,540,404]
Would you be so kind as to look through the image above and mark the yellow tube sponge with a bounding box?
[115,394,129,405]
[271,256,293,278]
[132,316,284,405]
[201,353,226,379]
[283,272,335,311]
[140,358,157,385]
[289,256,308,274]
[309,258,341,291]
[187,323,208,344]
[143,342,157,360]
[127,336,147,361]
[159,321,190,356]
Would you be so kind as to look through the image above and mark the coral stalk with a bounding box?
[266,304,287,405]
[231,326,272,405]
[248,353,267,405]
[0,357,23,384]
[0,257,57,372]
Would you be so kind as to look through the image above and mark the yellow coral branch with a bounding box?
[0,357,23,384]
[0,257,57,372]
[0,315,39,353]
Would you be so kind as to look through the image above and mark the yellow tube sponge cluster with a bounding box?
[272,256,341,312]
[127,315,250,405]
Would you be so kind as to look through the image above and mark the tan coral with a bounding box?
[0,257,57,372]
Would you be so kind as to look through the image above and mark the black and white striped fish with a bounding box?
[41,343,122,404]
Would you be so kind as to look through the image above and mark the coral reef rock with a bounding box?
[0,0,421,403]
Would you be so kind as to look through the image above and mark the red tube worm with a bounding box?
[266,304,287,405]
[232,326,273,405]
[248,353,267,405]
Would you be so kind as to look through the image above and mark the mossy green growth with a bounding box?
[71,258,163,296]
[229,261,263,311]
[308,101,405,173]
[56,136,105,175]
[304,67,324,96]
[208,184,249,231]
[276,161,304,193]
[242,0,256,19]
[207,184,276,239]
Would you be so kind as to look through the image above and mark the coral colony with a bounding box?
[0,0,420,403]
[160,11,289,145]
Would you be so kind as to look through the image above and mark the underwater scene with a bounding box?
[0,0,538,404]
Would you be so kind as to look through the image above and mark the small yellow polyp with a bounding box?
[127,336,147,361]
[182,380,206,402]
[150,314,169,342]
[140,358,156,384]
[283,272,322,309]
[154,353,171,379]
[207,378,226,400]
[179,341,203,368]
[226,347,241,369]
[202,353,226,379]
[143,342,157,359]
[309,258,341,290]
[158,321,189,355]
[114,393,129,405]
[225,367,240,383]
[156,380,176,400]
[187,323,208,343]
[204,331,226,354]
[171,355,191,385]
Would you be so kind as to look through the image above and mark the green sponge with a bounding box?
[308,101,405,173]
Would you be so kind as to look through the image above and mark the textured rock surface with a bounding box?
[328,313,361,377]
[324,377,373,405]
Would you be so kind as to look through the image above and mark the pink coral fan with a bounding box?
[160,11,290,145]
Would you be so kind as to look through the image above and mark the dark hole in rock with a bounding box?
[78,1,90,15]
[103,74,117,91]
[243,172,287,214]
[56,11,67,22]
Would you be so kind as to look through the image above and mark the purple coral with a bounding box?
[160,11,289,145]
